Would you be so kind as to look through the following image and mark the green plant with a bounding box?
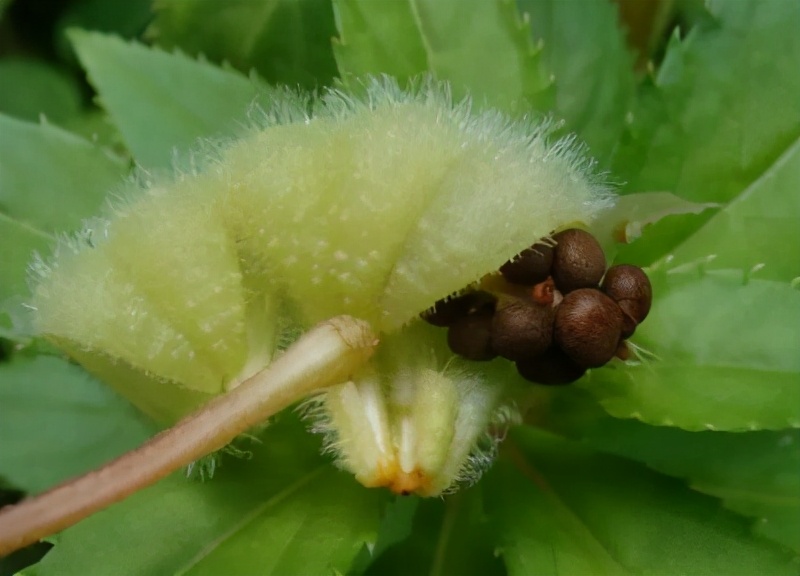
[0,0,798,574]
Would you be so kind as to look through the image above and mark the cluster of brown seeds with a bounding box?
[422,229,652,385]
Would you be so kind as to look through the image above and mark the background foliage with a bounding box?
[0,0,798,574]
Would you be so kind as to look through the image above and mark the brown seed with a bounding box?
[422,291,497,327]
[490,299,554,362]
[619,312,638,339]
[554,288,623,368]
[500,242,553,285]
[601,264,652,335]
[515,347,586,385]
[447,310,497,361]
[551,229,606,293]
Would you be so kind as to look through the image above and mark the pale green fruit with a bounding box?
[31,78,612,493]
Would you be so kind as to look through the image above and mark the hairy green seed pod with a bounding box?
[30,78,613,495]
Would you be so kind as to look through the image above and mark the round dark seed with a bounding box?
[422,291,497,327]
[447,311,497,361]
[515,347,586,385]
[601,264,652,332]
[500,242,553,285]
[490,299,554,362]
[551,229,606,293]
[554,288,623,368]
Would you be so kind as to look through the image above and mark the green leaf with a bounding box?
[0,215,51,322]
[0,355,155,493]
[518,0,636,163]
[350,496,419,575]
[149,0,338,89]
[69,29,269,169]
[332,0,428,81]
[586,1,800,436]
[0,114,125,234]
[590,191,717,261]
[60,110,126,152]
[0,114,126,319]
[583,268,800,431]
[365,492,504,576]
[530,386,800,554]
[486,427,799,576]
[0,59,82,124]
[613,0,800,264]
[333,0,552,113]
[30,417,386,576]
[54,0,154,64]
[576,416,800,554]
[668,136,800,282]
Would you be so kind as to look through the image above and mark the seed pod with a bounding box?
[515,347,586,385]
[601,264,652,336]
[447,310,497,361]
[551,229,606,293]
[500,242,553,285]
[28,76,615,502]
[490,299,554,361]
[422,291,497,327]
[554,288,623,368]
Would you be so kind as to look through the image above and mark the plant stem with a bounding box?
[0,316,378,557]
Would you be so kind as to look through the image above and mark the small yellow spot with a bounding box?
[358,459,436,497]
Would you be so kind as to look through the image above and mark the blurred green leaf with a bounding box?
[486,427,799,576]
[60,110,126,152]
[149,0,338,89]
[332,0,427,81]
[572,415,800,554]
[0,355,155,493]
[350,496,419,575]
[365,492,504,576]
[613,0,800,265]
[30,417,386,576]
[518,0,636,164]
[530,385,800,554]
[69,30,270,169]
[584,268,800,431]
[333,0,552,113]
[0,114,124,233]
[668,137,800,282]
[0,59,82,124]
[55,0,153,63]
[590,191,717,262]
[0,113,126,316]
[0,216,51,323]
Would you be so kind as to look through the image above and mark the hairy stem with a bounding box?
[0,316,378,557]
